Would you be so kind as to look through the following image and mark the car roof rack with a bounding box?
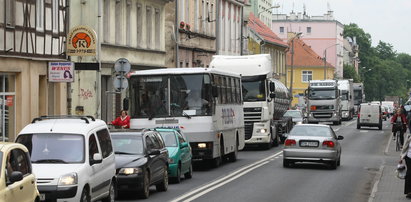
[31,115,96,124]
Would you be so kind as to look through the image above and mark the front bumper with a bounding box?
[283,148,338,162]
[38,185,78,201]
[117,174,144,192]
[307,111,340,122]
[245,134,271,145]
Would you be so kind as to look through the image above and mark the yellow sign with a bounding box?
[67,25,97,56]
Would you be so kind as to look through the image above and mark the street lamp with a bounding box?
[323,44,340,79]
[290,32,302,98]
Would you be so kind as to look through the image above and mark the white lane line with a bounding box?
[182,161,270,202]
[384,134,392,155]
[170,151,283,202]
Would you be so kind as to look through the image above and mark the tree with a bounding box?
[396,53,411,71]
[376,41,396,60]
[343,64,360,82]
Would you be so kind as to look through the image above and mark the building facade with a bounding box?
[343,37,360,73]
[273,10,344,78]
[245,0,273,28]
[0,0,68,141]
[247,13,287,82]
[69,0,173,123]
[286,38,334,106]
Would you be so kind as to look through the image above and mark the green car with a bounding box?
[155,128,193,183]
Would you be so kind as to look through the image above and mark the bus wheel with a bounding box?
[227,137,238,162]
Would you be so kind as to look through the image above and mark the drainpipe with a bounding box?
[175,0,179,67]
[216,0,220,54]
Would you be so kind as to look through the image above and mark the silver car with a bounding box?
[284,110,306,125]
[283,124,343,169]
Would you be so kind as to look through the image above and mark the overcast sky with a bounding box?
[273,0,411,55]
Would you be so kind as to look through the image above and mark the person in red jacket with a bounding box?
[392,108,408,146]
[111,110,130,129]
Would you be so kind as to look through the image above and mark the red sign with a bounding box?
[6,96,13,107]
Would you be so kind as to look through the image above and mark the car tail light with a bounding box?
[285,139,296,146]
[323,141,335,148]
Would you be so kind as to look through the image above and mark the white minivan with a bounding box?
[16,116,116,202]
[357,103,382,130]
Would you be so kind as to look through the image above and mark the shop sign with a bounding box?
[67,25,97,56]
[48,62,74,82]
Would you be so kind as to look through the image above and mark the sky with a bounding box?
[273,0,411,55]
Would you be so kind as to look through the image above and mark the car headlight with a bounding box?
[258,128,267,133]
[58,173,78,186]
[168,158,175,164]
[119,168,142,175]
[296,122,302,125]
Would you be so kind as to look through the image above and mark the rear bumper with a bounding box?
[283,148,338,161]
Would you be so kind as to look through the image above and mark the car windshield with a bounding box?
[158,131,178,147]
[242,76,266,102]
[289,126,332,137]
[16,134,85,163]
[284,111,302,118]
[112,135,144,155]
[308,89,337,100]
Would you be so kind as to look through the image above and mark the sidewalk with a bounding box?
[371,133,409,202]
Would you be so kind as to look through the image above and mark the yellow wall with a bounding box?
[287,66,334,106]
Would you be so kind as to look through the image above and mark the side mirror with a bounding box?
[304,89,308,96]
[123,98,129,111]
[8,171,23,185]
[149,149,161,155]
[180,142,189,148]
[269,82,275,92]
[91,153,103,165]
[212,85,218,98]
[337,135,344,140]
[269,93,276,99]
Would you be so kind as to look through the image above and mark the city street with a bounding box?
[116,118,390,202]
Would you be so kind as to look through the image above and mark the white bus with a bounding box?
[127,68,245,167]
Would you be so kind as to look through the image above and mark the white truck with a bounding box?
[305,80,342,125]
[353,82,365,114]
[337,79,355,120]
[210,54,292,148]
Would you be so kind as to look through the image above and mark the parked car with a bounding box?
[16,116,116,202]
[0,142,40,202]
[283,110,306,125]
[111,129,169,199]
[283,124,343,169]
[154,128,193,183]
[357,103,383,130]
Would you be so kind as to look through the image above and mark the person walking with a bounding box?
[111,110,130,129]
[400,132,411,198]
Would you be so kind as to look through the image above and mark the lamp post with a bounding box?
[289,32,302,98]
[323,44,340,79]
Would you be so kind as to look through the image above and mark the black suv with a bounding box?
[110,129,169,199]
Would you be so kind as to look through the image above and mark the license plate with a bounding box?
[300,141,319,147]
[361,118,370,122]
[40,194,46,201]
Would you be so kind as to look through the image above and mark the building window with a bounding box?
[155,8,161,50]
[126,1,132,46]
[307,27,311,34]
[136,3,142,47]
[52,0,59,34]
[36,0,44,31]
[103,0,110,43]
[279,27,284,33]
[146,6,152,49]
[5,0,15,27]
[115,0,122,45]
[302,71,313,82]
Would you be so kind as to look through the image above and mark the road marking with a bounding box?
[384,134,392,155]
[170,151,283,202]
[360,130,369,133]
[368,165,384,202]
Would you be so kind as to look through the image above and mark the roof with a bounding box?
[19,118,107,135]
[248,13,288,48]
[286,38,334,68]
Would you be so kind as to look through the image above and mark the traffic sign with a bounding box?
[113,75,128,91]
[114,58,131,74]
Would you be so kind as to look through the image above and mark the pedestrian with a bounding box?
[111,110,130,129]
[400,133,411,198]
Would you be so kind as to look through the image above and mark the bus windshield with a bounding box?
[242,76,266,102]
[129,74,212,118]
[308,89,337,100]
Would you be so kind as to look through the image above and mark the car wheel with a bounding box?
[173,166,181,183]
[184,164,193,179]
[138,172,150,199]
[378,123,382,130]
[337,156,341,166]
[357,124,360,129]
[80,188,90,202]
[156,166,168,192]
[272,131,279,147]
[101,181,115,202]
[283,159,291,168]
[329,160,338,170]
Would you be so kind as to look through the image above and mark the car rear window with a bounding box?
[289,126,331,137]
[112,135,143,155]
[158,131,178,147]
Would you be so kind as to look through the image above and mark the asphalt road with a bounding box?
[116,118,391,202]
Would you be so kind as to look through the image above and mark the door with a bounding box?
[88,133,105,199]
[0,74,16,142]
[94,128,114,197]
[177,132,191,173]
[4,148,36,202]
[145,134,162,183]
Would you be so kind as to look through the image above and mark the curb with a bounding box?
[368,165,385,202]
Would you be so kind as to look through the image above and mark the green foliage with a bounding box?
[343,64,360,82]
[344,23,411,101]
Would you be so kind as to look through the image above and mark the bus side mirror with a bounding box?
[212,85,218,97]
[269,82,275,92]
[269,93,276,99]
[123,98,129,111]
